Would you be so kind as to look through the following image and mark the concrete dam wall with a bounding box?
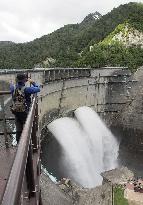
[37,67,133,127]
[0,67,143,151]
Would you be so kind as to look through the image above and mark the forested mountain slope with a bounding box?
[77,22,143,71]
[0,2,143,70]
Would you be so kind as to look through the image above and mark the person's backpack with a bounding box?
[11,86,27,113]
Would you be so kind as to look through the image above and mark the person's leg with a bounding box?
[15,113,27,143]
[15,116,23,143]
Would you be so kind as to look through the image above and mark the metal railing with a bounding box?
[1,94,42,205]
[0,91,12,148]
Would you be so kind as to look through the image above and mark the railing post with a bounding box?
[26,142,35,198]
[0,95,9,148]
[31,96,38,153]
[39,189,43,205]
[112,184,114,205]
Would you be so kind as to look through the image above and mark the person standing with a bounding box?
[10,73,40,143]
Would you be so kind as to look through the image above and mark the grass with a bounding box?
[114,185,128,205]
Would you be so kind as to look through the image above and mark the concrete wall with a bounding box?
[0,67,134,126]
[116,66,143,151]
[119,66,143,130]
[1,67,143,150]
[1,67,140,128]
[37,68,134,129]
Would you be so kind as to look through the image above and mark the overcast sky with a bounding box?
[0,0,142,43]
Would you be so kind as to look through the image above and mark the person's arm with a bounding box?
[25,79,40,94]
[31,82,39,87]
[25,86,40,94]
[28,78,40,87]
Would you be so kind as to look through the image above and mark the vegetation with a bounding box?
[76,42,143,71]
[128,3,143,32]
[114,185,128,205]
[0,2,143,70]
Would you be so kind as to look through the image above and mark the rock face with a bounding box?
[81,12,102,24]
[41,173,112,205]
[112,24,143,48]
[70,183,112,205]
[41,167,133,205]
[102,23,143,49]
[101,167,134,185]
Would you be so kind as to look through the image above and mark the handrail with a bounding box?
[0,91,11,95]
[1,95,37,205]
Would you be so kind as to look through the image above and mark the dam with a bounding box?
[0,66,143,204]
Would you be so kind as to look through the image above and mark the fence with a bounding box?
[0,92,42,205]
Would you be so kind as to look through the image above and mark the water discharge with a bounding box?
[48,106,119,188]
[75,106,119,171]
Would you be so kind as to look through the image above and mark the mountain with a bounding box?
[77,20,143,71]
[81,12,102,25]
[0,2,143,70]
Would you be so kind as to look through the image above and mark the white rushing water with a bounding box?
[48,106,119,188]
[75,106,119,171]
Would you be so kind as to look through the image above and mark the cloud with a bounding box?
[1,21,32,42]
[0,0,141,42]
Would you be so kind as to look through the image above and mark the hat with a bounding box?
[16,73,27,82]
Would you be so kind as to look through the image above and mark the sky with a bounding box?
[0,0,142,43]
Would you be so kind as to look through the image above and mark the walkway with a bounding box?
[0,92,42,205]
[0,148,16,202]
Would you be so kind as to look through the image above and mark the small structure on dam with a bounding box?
[1,66,143,204]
